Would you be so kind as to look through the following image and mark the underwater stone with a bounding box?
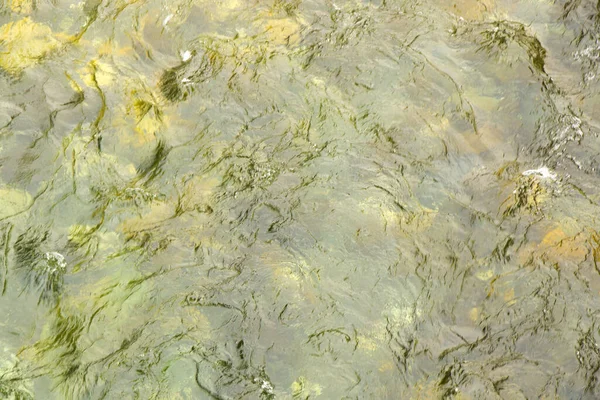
[159,68,186,102]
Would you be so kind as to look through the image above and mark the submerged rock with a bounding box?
[14,229,66,304]
[501,174,551,217]
[158,48,224,102]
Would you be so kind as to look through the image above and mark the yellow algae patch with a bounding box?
[408,379,444,399]
[91,40,134,57]
[94,38,135,58]
[68,224,96,247]
[475,269,494,281]
[469,307,479,322]
[179,175,220,212]
[169,389,196,400]
[291,376,323,398]
[160,306,211,340]
[260,249,320,305]
[8,0,34,13]
[80,60,117,88]
[451,124,506,155]
[503,287,515,303]
[0,18,61,75]
[0,187,32,219]
[261,18,302,46]
[356,334,380,352]
[114,87,172,147]
[466,91,503,113]
[399,208,437,234]
[359,197,437,236]
[195,0,244,22]
[129,98,165,137]
[518,225,589,267]
[501,176,548,216]
[540,227,566,246]
[272,266,301,286]
[119,202,173,234]
[378,361,395,372]
[96,40,115,57]
[442,0,496,20]
[252,1,307,47]
[114,118,157,147]
[68,224,121,253]
[592,231,600,263]
[539,227,588,263]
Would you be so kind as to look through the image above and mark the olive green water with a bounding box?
[1,0,600,398]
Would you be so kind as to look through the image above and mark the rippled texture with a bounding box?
[2,0,600,398]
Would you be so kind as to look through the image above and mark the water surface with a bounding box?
[1,0,600,398]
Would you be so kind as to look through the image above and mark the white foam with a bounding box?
[254,378,274,394]
[44,252,67,273]
[181,50,192,61]
[522,166,557,180]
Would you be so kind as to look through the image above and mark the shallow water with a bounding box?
[1,0,600,398]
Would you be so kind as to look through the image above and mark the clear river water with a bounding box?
[2,0,600,398]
